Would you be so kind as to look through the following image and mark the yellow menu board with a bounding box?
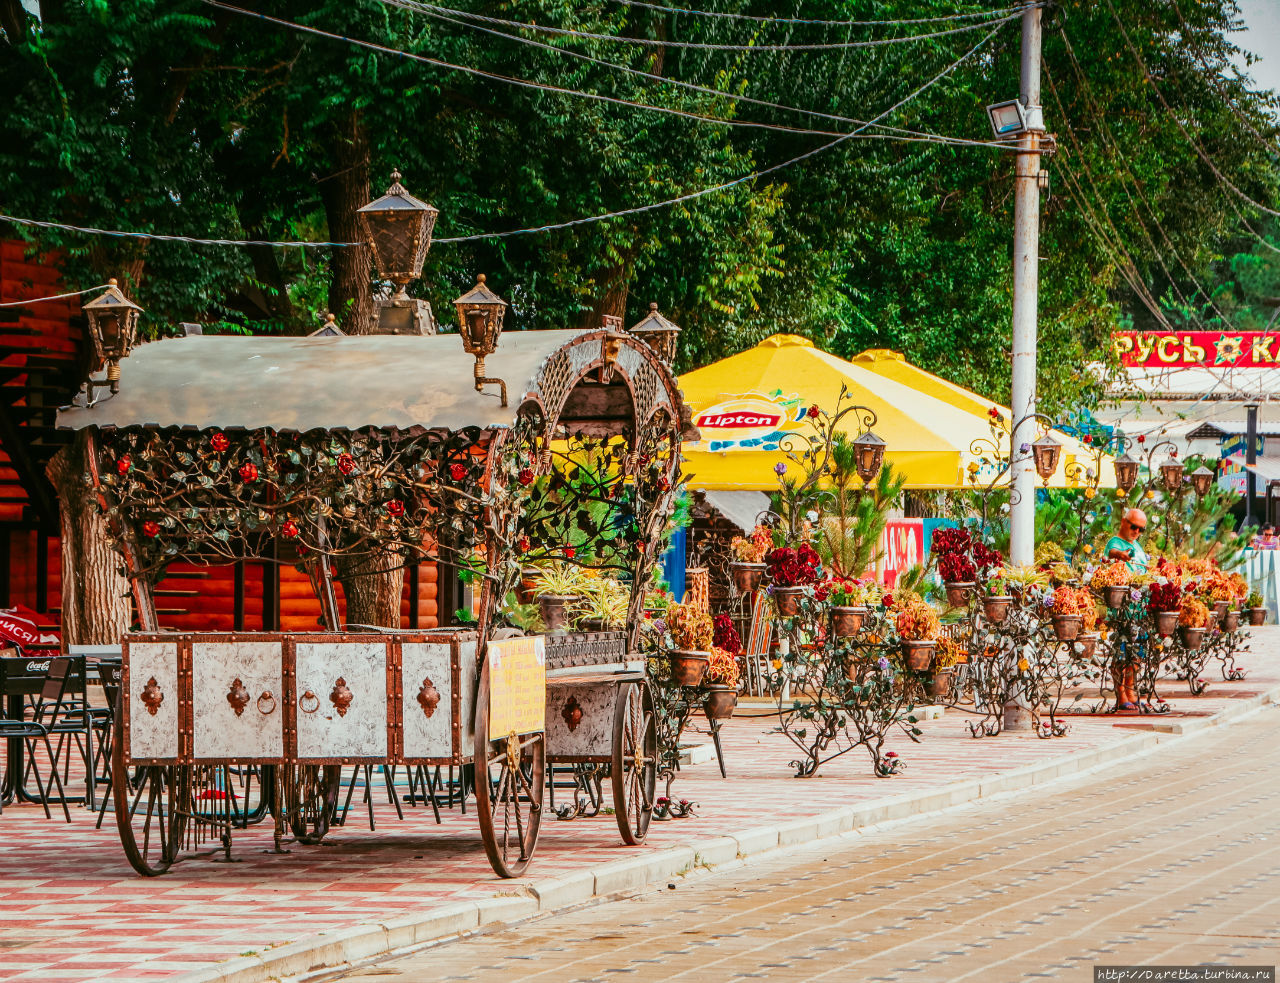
[487,636,546,736]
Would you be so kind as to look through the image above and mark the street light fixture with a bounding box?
[851,429,886,484]
[1031,433,1062,485]
[986,99,1027,138]
[453,274,509,407]
[1113,453,1140,494]
[1190,465,1215,498]
[82,278,143,402]
[628,302,681,366]
[358,170,439,334]
[1160,457,1185,493]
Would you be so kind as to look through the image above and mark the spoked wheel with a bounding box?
[611,680,657,846]
[474,658,545,878]
[274,765,341,845]
[112,713,185,876]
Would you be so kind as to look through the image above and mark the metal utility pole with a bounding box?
[1008,1,1045,567]
[1246,403,1259,527]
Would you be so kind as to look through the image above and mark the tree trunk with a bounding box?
[575,259,635,332]
[46,434,132,646]
[335,549,404,628]
[319,112,373,335]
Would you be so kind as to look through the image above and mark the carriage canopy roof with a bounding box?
[57,330,588,432]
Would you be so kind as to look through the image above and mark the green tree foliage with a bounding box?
[1,0,1276,406]
[814,449,905,579]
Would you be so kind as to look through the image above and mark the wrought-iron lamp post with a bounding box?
[82,278,143,403]
[453,274,509,407]
[358,169,439,334]
[628,303,681,365]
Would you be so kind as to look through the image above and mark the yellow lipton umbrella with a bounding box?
[680,335,1013,490]
[849,348,1115,488]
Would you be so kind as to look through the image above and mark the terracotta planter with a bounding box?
[1213,599,1230,621]
[517,569,539,605]
[1050,614,1082,642]
[538,594,581,631]
[1077,632,1099,661]
[729,562,766,594]
[579,617,609,633]
[1223,610,1240,633]
[901,640,936,672]
[830,605,867,637]
[667,650,710,687]
[1179,625,1206,651]
[773,587,804,617]
[982,595,1013,624]
[943,582,975,608]
[1153,610,1179,637]
[1248,607,1267,626]
[926,669,953,703]
[703,685,738,720]
[1102,585,1129,610]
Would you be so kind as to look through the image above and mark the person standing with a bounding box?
[1105,508,1148,710]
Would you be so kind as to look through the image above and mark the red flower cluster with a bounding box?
[238,462,258,483]
[281,520,299,539]
[938,553,976,583]
[931,527,971,556]
[210,432,229,452]
[712,613,742,655]
[116,455,132,476]
[1148,581,1182,613]
[765,543,820,587]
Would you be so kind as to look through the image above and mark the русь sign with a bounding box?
[1113,331,1280,368]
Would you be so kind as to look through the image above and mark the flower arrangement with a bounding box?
[981,567,1012,597]
[1178,596,1211,629]
[1090,561,1131,589]
[1051,585,1090,617]
[729,524,773,564]
[1001,565,1050,590]
[765,543,821,587]
[1203,576,1235,604]
[1227,572,1248,601]
[895,595,941,642]
[821,577,871,607]
[712,613,742,655]
[667,603,714,651]
[1148,581,1183,613]
[1034,541,1066,568]
[705,647,742,687]
[934,635,967,669]
[1246,590,1264,609]
[644,588,674,614]
[938,552,977,584]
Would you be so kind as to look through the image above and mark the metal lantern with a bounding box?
[1031,434,1062,485]
[851,430,886,484]
[1160,457,1185,493]
[82,278,143,398]
[453,274,509,406]
[357,170,439,301]
[1113,452,1140,493]
[1190,465,1215,498]
[629,302,681,365]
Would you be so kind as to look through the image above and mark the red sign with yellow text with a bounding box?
[1113,331,1280,368]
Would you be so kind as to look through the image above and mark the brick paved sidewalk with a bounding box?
[0,630,1276,982]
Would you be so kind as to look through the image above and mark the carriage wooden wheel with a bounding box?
[111,713,184,877]
[611,680,657,845]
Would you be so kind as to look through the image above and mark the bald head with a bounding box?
[1120,508,1147,543]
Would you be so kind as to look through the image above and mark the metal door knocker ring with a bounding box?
[299,689,320,714]
[257,691,277,715]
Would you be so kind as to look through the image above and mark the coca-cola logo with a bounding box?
[696,412,782,429]
[25,660,51,673]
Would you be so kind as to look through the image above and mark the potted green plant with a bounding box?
[530,563,587,631]
[1178,595,1211,651]
[1246,590,1267,626]
[826,577,869,637]
[728,525,771,593]
[980,568,1013,624]
[575,577,629,632]
[895,595,941,671]
[1001,564,1049,606]
[703,647,741,720]
[930,635,965,702]
[666,602,714,686]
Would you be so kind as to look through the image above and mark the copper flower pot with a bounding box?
[1051,614,1082,642]
[1179,625,1206,651]
[943,582,975,608]
[729,562,765,594]
[773,587,803,617]
[983,595,1013,625]
[1102,585,1129,610]
[667,650,710,687]
[927,669,953,703]
[1223,610,1240,633]
[703,685,738,720]
[1248,607,1267,626]
[1077,632,1099,661]
[538,594,581,631]
[1153,610,1179,637]
[1213,599,1230,620]
[901,640,935,672]
[830,605,867,638]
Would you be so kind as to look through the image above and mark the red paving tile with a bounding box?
[0,628,1274,981]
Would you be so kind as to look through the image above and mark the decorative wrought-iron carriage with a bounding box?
[58,326,694,878]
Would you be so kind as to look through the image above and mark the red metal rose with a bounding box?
[386,499,405,517]
[117,455,131,475]
[210,432,229,452]
[338,453,356,476]
[449,463,468,481]
[281,520,299,538]
[238,462,258,483]
[518,536,531,552]
[142,520,160,538]
[517,467,534,487]
[564,547,576,559]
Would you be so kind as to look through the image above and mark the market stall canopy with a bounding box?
[679,336,1111,491]
[850,348,1115,489]
[57,330,697,436]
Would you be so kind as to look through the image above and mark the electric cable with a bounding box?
[0,283,112,307]
[606,0,1026,28]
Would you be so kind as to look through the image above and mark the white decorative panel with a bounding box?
[192,641,284,760]
[459,639,478,756]
[544,681,616,759]
[295,641,388,759]
[128,641,179,761]
[401,642,453,758]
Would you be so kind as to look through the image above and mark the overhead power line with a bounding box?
[0,18,1011,250]
[377,0,1021,51]
[0,283,113,307]
[379,0,1017,151]
[605,0,1028,27]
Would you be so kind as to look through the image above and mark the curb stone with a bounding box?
[171,683,1280,983]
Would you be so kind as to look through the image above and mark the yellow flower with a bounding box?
[1145,490,1155,500]
[1085,487,1096,499]
[1017,657,1030,672]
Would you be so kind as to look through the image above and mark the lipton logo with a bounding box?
[696,411,782,429]
[26,660,50,673]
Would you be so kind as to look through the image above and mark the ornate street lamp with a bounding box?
[1113,452,1140,494]
[1031,433,1062,486]
[1190,465,1215,498]
[851,429,886,484]
[453,274,508,407]
[1160,457,1185,493]
[628,302,681,365]
[358,170,439,334]
[82,278,143,402]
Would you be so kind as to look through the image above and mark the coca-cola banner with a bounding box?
[1113,331,1280,368]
